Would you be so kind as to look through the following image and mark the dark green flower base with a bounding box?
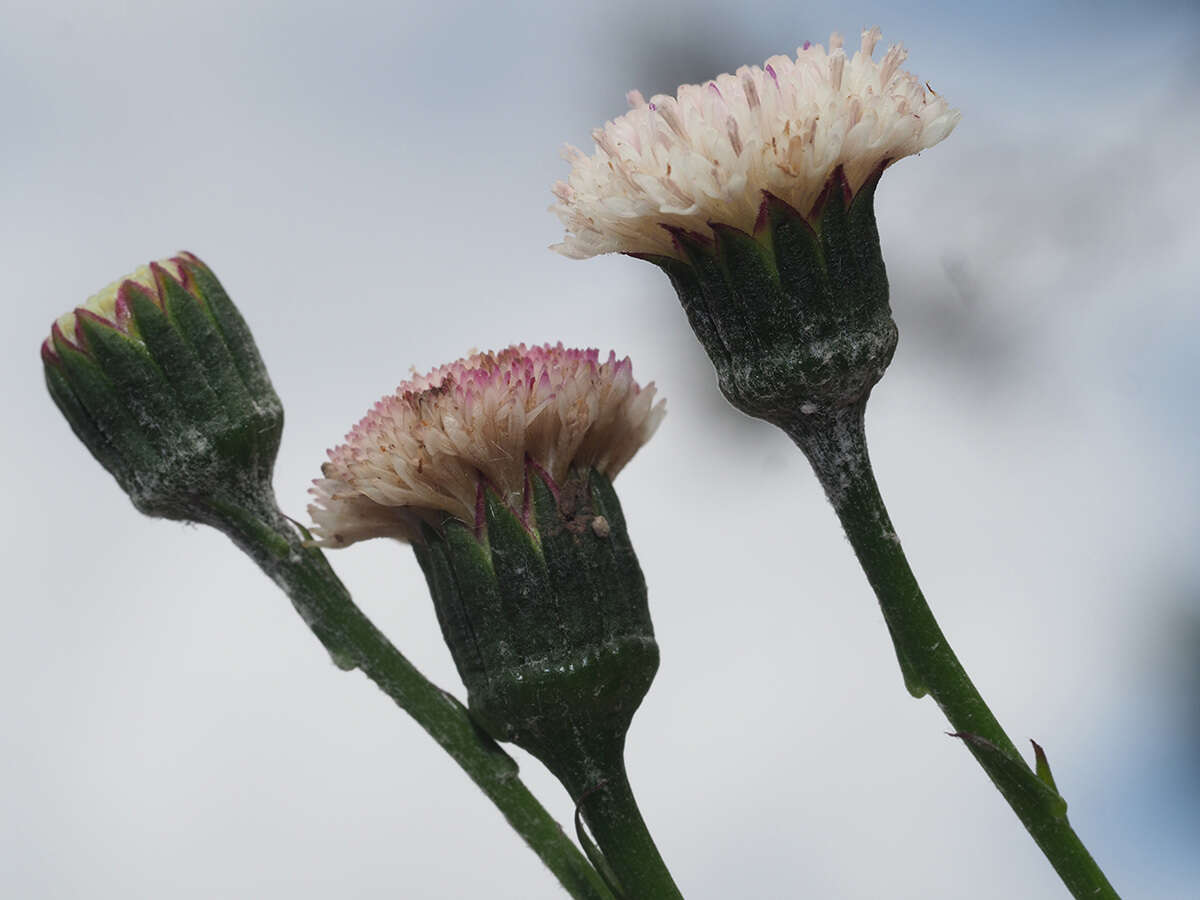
[415,467,681,898]
[634,166,896,427]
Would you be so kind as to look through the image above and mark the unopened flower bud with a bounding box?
[42,253,282,521]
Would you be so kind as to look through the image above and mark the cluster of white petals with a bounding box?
[309,344,665,547]
[551,27,960,259]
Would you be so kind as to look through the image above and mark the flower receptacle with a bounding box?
[639,168,897,427]
[414,466,659,790]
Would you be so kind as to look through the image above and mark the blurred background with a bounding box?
[2,0,1197,896]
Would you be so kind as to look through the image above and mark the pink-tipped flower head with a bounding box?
[551,27,959,259]
[309,344,666,547]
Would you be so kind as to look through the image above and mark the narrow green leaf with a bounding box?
[1032,740,1060,794]
[882,617,928,698]
[951,731,1068,820]
[574,803,628,900]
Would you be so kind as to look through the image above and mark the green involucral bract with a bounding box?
[638,166,896,425]
[414,467,658,792]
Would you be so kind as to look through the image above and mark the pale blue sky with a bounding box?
[3,1,1198,897]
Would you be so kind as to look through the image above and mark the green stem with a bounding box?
[784,401,1118,900]
[204,495,612,900]
[563,758,684,900]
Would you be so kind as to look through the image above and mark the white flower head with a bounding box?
[309,344,666,547]
[551,27,960,259]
